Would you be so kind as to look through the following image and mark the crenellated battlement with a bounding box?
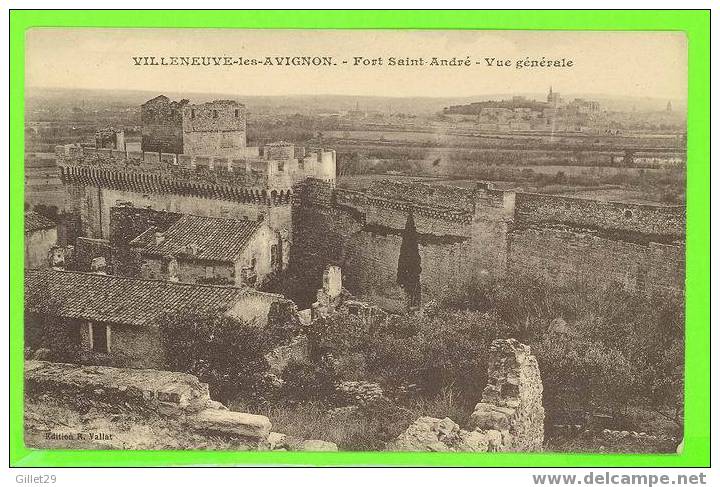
[58,158,292,205]
[55,142,339,205]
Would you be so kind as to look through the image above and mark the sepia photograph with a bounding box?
[22,27,688,455]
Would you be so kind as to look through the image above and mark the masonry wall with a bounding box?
[138,257,236,285]
[141,97,186,154]
[182,101,247,156]
[509,193,686,294]
[227,292,291,326]
[291,181,512,310]
[72,319,164,369]
[66,184,291,246]
[514,192,685,242]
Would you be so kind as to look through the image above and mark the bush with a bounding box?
[157,311,270,403]
[366,310,515,397]
[280,357,338,402]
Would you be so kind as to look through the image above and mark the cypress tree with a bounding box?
[397,210,422,307]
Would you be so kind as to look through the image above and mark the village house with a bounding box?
[129,214,281,287]
[25,268,292,369]
[25,211,57,268]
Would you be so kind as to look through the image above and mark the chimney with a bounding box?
[91,256,107,275]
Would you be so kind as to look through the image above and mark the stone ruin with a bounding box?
[24,338,544,452]
[24,360,336,451]
[387,338,544,452]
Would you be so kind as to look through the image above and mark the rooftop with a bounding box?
[25,268,248,327]
[131,214,264,263]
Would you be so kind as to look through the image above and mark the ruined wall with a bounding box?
[388,339,544,452]
[227,291,291,326]
[72,237,112,272]
[138,257,236,285]
[141,96,186,154]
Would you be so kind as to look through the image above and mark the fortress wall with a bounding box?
[514,192,685,241]
[366,179,476,212]
[65,183,291,247]
[507,226,685,294]
[293,181,481,308]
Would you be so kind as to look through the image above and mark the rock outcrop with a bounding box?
[24,360,335,451]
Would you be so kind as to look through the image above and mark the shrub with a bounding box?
[157,311,270,403]
[280,357,338,402]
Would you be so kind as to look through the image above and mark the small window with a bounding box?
[90,323,109,354]
[191,109,195,119]
[213,110,218,118]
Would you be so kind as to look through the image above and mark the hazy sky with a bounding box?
[26,29,687,100]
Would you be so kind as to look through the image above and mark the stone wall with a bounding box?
[514,192,685,242]
[182,100,247,156]
[388,339,544,452]
[141,96,186,154]
[292,180,512,310]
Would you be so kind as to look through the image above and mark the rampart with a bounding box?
[513,192,685,243]
[292,178,685,309]
[58,140,686,306]
[388,339,544,452]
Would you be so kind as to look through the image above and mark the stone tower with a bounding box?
[182,100,247,157]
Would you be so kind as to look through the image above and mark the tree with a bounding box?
[397,210,422,308]
[157,311,270,403]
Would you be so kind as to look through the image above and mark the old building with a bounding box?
[129,214,280,287]
[25,211,57,268]
[25,268,292,369]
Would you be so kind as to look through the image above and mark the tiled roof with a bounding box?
[25,269,247,327]
[25,211,56,233]
[131,215,264,263]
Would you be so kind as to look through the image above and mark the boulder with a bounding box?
[190,409,271,441]
[386,417,460,452]
[300,439,338,451]
[468,403,516,431]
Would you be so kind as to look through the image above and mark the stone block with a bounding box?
[300,440,338,451]
[190,409,271,441]
[468,403,516,431]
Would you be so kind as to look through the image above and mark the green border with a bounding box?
[9,10,710,467]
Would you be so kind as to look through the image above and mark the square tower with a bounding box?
[182,100,247,157]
